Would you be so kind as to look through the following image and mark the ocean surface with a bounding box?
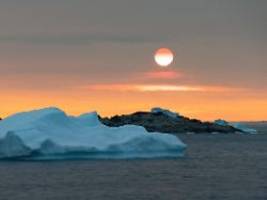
[0,134,267,200]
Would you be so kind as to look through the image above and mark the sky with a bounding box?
[0,0,266,121]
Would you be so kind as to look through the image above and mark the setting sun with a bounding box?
[154,48,174,67]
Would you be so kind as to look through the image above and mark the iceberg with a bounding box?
[214,119,257,134]
[0,107,186,160]
[214,119,229,127]
[151,107,180,119]
[230,123,258,134]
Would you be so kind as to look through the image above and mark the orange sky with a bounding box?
[0,63,266,121]
[1,82,267,121]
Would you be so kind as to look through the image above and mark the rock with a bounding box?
[100,108,240,134]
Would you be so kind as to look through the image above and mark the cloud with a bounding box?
[0,33,166,45]
[144,70,182,80]
[84,84,243,92]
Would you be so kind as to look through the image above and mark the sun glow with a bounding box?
[85,84,240,92]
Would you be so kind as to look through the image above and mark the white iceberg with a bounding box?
[214,119,257,134]
[230,123,258,134]
[0,107,186,160]
[151,107,180,119]
[214,119,229,127]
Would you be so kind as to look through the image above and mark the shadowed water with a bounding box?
[0,134,267,200]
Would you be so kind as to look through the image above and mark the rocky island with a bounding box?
[100,108,242,134]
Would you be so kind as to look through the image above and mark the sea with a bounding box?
[0,133,267,200]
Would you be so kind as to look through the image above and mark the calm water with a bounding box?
[0,134,267,200]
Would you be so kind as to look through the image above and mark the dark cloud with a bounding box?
[0,33,166,45]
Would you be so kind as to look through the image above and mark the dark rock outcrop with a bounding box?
[100,109,240,134]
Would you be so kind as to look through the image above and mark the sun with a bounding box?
[154,48,174,67]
